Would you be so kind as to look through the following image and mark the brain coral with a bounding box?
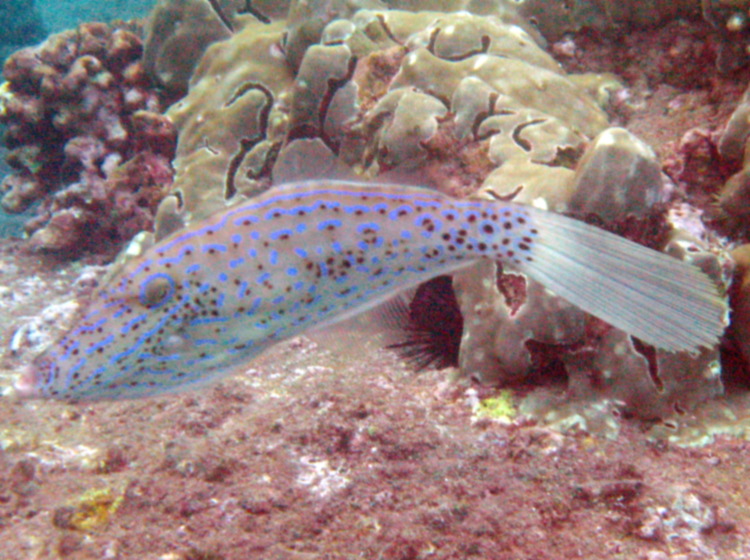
[0,22,176,255]
[143,0,292,100]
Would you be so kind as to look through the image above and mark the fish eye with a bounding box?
[140,274,175,309]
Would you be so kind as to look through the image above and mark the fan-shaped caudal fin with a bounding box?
[517,208,727,352]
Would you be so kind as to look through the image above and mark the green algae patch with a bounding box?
[53,488,124,532]
[474,390,517,423]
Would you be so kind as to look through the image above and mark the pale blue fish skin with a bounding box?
[16,180,726,401]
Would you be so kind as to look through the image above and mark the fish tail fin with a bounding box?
[515,208,728,352]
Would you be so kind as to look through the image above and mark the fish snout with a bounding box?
[14,362,45,399]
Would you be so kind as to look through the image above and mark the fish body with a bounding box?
[17,180,727,400]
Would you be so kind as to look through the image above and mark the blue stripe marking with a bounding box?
[272,296,285,305]
[270,228,294,240]
[295,248,308,258]
[73,317,107,335]
[158,255,185,265]
[79,365,106,389]
[345,204,370,214]
[153,355,182,363]
[287,267,298,276]
[142,366,176,375]
[269,250,279,265]
[102,298,124,310]
[318,219,342,231]
[389,205,412,220]
[248,297,263,314]
[248,248,258,258]
[238,281,249,299]
[264,208,290,219]
[113,306,129,319]
[128,259,154,280]
[293,281,305,290]
[251,231,260,240]
[232,234,242,244]
[216,294,225,307]
[43,355,58,388]
[332,241,342,253]
[358,241,368,251]
[138,353,182,363]
[195,339,218,346]
[233,215,259,226]
[86,335,114,355]
[186,263,201,274]
[190,316,230,326]
[229,258,245,268]
[199,283,212,293]
[218,273,228,282]
[357,222,381,233]
[203,243,228,253]
[64,357,87,387]
[257,272,271,284]
[120,313,148,335]
[186,355,214,366]
[61,341,80,362]
[237,281,247,299]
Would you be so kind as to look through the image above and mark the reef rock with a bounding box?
[0,23,176,255]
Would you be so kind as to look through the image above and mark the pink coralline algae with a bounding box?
[0,22,176,255]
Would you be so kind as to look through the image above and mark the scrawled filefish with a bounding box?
[16,180,727,400]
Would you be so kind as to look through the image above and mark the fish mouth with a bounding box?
[14,363,44,399]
